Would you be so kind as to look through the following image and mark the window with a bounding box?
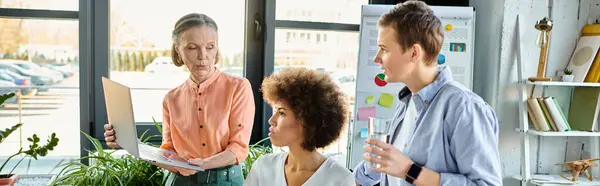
[276,0,368,24]
[273,28,359,164]
[0,18,79,174]
[0,0,78,11]
[109,0,246,124]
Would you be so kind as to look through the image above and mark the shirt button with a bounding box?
[198,108,202,111]
[200,125,203,128]
[198,92,202,96]
[424,100,429,104]
[202,143,206,146]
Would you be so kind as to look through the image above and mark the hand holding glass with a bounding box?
[368,117,392,168]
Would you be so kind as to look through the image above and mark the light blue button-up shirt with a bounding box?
[354,65,502,186]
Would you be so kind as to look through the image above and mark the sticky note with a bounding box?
[360,128,368,138]
[366,96,375,104]
[378,93,394,108]
[357,106,376,121]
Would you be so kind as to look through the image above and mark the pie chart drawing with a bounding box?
[375,73,387,87]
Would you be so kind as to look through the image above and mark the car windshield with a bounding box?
[0,73,12,80]
[17,64,31,69]
[4,70,23,78]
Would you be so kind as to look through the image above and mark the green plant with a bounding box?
[50,118,165,186]
[242,137,272,178]
[0,93,59,176]
[564,69,573,75]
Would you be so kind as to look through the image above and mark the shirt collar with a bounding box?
[398,65,453,111]
[185,67,222,93]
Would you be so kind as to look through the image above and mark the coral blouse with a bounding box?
[160,69,255,164]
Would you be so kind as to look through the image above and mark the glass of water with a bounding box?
[368,117,392,168]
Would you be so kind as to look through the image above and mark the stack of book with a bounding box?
[527,97,571,131]
[527,87,600,132]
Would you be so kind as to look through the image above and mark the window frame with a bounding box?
[0,0,365,165]
[267,0,362,168]
[0,4,84,159]
[89,0,272,148]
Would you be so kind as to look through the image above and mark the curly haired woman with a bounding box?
[244,67,355,186]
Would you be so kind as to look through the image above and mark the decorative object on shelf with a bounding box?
[555,158,600,182]
[529,17,553,82]
[565,35,600,82]
[562,69,574,82]
[581,24,600,83]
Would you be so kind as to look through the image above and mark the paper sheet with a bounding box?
[378,93,394,108]
[358,106,376,121]
[360,128,368,138]
[366,96,375,104]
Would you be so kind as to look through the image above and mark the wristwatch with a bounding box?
[405,163,422,184]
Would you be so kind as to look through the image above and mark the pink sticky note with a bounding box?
[358,107,376,121]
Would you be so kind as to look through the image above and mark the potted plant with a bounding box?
[0,93,59,186]
[562,69,574,82]
[49,118,166,186]
[242,137,272,178]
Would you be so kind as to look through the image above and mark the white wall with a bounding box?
[471,0,600,185]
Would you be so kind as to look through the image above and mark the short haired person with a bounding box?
[103,13,255,186]
[244,67,355,185]
[353,1,502,186]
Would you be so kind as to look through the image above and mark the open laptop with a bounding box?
[101,77,204,171]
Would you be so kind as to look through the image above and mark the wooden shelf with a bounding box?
[528,130,600,137]
[526,81,600,87]
[513,174,600,185]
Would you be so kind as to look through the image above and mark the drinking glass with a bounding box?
[368,117,392,168]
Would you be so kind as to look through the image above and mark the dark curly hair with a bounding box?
[261,67,349,151]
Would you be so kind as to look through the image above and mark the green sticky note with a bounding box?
[366,96,375,104]
[378,93,394,108]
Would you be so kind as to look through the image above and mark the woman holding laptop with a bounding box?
[103,13,255,186]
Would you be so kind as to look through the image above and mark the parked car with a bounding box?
[0,69,32,95]
[144,57,182,73]
[0,60,64,83]
[42,63,74,78]
[0,63,53,86]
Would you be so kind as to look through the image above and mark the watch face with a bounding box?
[406,163,423,182]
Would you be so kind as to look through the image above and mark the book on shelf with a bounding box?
[527,97,571,132]
[544,97,571,131]
[567,87,600,131]
[538,97,559,131]
[582,24,600,83]
[527,98,551,131]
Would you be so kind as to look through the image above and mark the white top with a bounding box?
[244,152,355,186]
[387,98,417,186]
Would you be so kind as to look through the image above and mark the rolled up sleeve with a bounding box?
[441,102,502,186]
[354,160,381,186]
[226,79,256,164]
[159,96,174,151]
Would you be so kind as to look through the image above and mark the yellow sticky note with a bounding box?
[378,93,394,108]
[366,96,375,104]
